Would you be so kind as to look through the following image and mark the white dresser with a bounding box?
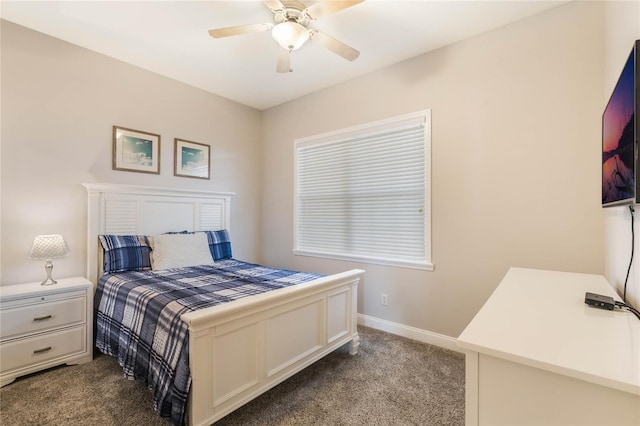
[457,268,640,426]
[0,277,93,387]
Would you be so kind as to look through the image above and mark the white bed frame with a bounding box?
[83,183,364,426]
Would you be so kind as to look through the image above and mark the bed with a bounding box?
[83,183,364,426]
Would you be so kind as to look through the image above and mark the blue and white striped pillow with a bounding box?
[98,235,152,273]
[202,229,232,260]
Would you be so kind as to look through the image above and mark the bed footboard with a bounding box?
[182,269,363,426]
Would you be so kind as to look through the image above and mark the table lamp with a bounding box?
[28,234,70,285]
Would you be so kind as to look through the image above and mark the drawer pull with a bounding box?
[33,315,52,322]
[33,346,52,355]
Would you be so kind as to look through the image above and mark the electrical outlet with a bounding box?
[381,293,388,306]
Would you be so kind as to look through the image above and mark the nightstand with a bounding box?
[0,276,93,387]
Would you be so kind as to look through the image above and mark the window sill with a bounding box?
[292,249,434,271]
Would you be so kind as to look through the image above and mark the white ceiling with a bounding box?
[1,0,570,110]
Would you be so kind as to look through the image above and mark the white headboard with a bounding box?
[83,183,234,284]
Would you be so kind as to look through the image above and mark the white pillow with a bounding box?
[150,232,214,270]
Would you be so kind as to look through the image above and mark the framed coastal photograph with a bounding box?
[112,126,160,174]
[174,138,210,179]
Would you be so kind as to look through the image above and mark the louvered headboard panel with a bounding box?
[83,183,234,284]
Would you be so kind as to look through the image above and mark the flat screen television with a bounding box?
[602,40,639,207]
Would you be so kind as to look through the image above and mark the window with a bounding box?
[294,110,432,270]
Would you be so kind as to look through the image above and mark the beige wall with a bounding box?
[0,1,612,338]
[261,1,605,337]
[603,1,640,309]
[0,21,263,285]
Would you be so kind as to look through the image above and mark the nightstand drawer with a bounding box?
[0,325,86,373]
[0,296,86,341]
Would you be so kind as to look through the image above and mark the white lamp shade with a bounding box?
[272,21,309,51]
[29,234,70,260]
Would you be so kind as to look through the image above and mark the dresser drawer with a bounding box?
[0,325,87,373]
[0,296,86,341]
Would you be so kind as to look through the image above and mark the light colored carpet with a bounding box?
[0,326,464,425]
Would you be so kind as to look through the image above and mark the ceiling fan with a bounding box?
[208,0,363,73]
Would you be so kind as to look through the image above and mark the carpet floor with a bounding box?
[0,326,465,425]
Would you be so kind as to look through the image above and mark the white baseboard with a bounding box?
[357,313,462,353]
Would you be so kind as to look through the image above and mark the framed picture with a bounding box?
[174,138,211,179]
[112,126,160,174]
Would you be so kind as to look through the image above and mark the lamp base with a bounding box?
[41,260,57,286]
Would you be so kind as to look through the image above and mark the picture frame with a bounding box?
[112,126,160,174]
[174,138,211,180]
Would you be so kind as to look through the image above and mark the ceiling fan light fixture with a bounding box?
[272,21,309,50]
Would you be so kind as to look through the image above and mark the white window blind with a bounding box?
[294,110,432,270]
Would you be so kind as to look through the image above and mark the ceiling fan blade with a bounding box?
[277,48,292,73]
[304,1,364,20]
[208,23,273,38]
[310,31,360,61]
[263,0,286,14]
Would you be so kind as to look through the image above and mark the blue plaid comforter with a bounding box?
[94,259,322,425]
